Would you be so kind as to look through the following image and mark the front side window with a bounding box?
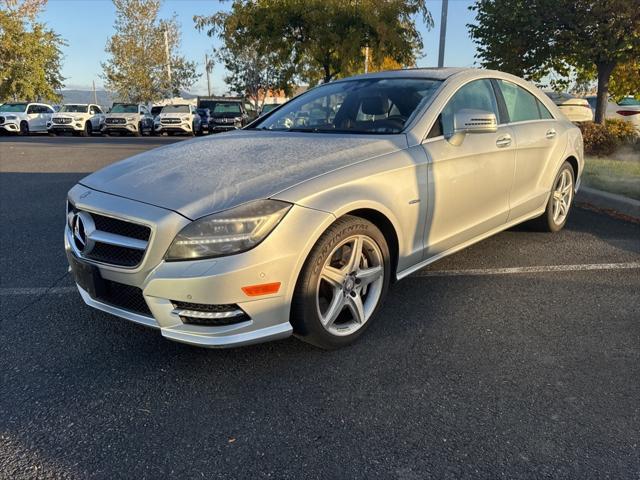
[497,80,541,123]
[27,105,38,114]
[110,104,138,114]
[430,79,499,138]
[254,78,442,134]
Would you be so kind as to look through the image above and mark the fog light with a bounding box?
[171,301,250,326]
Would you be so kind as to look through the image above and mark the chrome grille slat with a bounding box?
[88,230,147,250]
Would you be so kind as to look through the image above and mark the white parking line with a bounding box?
[412,262,640,278]
[1,262,639,296]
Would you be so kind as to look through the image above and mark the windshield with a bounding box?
[161,104,190,114]
[211,102,242,115]
[0,103,28,112]
[618,97,640,106]
[110,104,138,113]
[253,78,442,134]
[60,104,89,113]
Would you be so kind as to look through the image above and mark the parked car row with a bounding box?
[0,97,272,137]
[545,92,640,130]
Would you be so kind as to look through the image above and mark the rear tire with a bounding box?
[529,161,575,232]
[291,215,390,350]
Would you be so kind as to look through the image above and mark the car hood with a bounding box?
[54,113,88,119]
[80,130,407,219]
[158,112,190,119]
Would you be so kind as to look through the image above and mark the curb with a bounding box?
[576,186,640,221]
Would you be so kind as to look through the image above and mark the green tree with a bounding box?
[469,0,640,123]
[0,0,65,102]
[217,41,294,111]
[195,0,432,86]
[102,0,199,102]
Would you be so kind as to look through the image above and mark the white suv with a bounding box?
[0,102,55,135]
[48,104,106,136]
[104,103,154,136]
[154,104,202,136]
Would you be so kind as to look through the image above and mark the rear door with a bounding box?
[495,80,562,220]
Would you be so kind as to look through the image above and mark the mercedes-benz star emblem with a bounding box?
[71,211,96,255]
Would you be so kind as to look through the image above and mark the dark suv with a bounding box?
[199,99,250,133]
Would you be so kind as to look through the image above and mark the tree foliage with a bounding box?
[102,0,199,102]
[195,0,432,87]
[0,0,65,102]
[468,0,640,123]
[217,41,294,110]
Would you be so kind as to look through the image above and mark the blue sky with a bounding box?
[41,0,479,94]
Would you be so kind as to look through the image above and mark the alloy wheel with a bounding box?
[551,169,573,225]
[315,234,384,336]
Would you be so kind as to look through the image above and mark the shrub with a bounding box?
[579,119,639,157]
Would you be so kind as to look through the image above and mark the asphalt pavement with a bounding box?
[1,135,639,479]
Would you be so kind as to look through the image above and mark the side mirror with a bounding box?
[446,109,498,146]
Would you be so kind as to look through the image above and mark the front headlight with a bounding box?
[165,199,292,261]
[126,116,136,121]
[6,115,17,120]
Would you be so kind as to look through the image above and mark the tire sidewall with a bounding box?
[292,216,391,349]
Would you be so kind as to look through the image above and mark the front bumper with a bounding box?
[209,124,239,133]
[155,123,192,134]
[48,123,85,132]
[104,122,138,133]
[0,122,20,132]
[65,185,334,348]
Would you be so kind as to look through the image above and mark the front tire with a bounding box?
[530,161,575,232]
[80,121,91,137]
[18,121,29,136]
[291,215,391,349]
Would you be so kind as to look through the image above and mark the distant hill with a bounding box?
[58,89,198,107]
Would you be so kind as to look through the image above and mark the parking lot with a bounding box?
[1,135,639,479]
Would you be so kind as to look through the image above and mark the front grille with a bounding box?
[106,117,126,124]
[213,117,235,124]
[87,243,145,267]
[92,214,150,241]
[68,203,151,268]
[161,118,181,124]
[172,301,250,326]
[52,117,72,124]
[96,280,151,316]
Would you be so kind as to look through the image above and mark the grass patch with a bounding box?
[583,150,640,200]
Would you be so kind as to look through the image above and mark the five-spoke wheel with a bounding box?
[292,216,390,349]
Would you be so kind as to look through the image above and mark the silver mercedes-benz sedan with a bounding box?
[65,68,583,349]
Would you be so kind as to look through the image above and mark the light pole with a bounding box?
[437,0,448,68]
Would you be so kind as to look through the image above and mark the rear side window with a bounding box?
[536,99,554,119]
[497,80,543,123]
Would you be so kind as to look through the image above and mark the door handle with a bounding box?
[546,129,557,139]
[496,135,512,148]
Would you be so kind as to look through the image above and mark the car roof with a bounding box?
[335,67,469,83]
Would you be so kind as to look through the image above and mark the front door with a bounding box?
[421,79,516,257]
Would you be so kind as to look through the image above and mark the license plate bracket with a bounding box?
[69,255,104,299]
